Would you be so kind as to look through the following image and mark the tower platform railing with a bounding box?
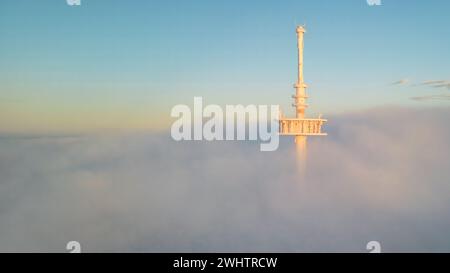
[279,117,327,136]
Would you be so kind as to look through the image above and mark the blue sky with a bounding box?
[0,0,449,132]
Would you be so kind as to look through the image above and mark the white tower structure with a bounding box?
[279,26,327,163]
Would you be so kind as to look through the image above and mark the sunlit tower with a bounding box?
[279,26,327,165]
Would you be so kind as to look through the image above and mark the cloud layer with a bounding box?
[421,80,450,89]
[410,94,450,101]
[390,79,450,102]
[1,107,450,252]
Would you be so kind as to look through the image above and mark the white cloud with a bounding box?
[410,94,450,101]
[421,80,450,90]
[391,79,409,85]
[421,80,447,85]
[0,107,450,252]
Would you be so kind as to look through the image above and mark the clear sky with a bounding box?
[1,0,449,133]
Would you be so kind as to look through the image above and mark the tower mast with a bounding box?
[295,26,307,120]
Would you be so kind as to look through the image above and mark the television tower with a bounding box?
[279,26,327,164]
